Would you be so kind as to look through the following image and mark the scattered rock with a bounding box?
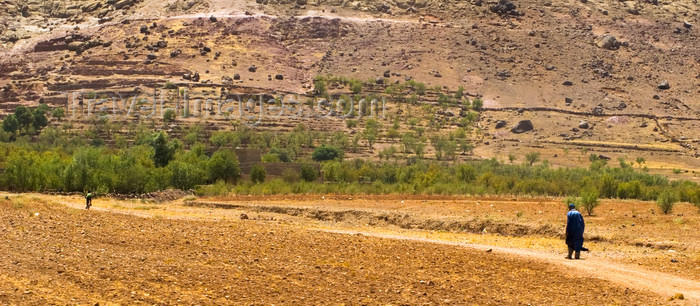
[683,21,692,29]
[233,74,241,80]
[658,80,670,90]
[147,53,157,60]
[275,74,283,80]
[383,70,391,78]
[579,121,590,129]
[562,80,573,86]
[113,0,134,10]
[565,97,573,104]
[248,66,257,72]
[210,15,218,22]
[157,40,168,48]
[592,106,604,115]
[595,35,620,50]
[67,41,85,51]
[495,120,507,129]
[240,213,249,220]
[511,120,534,134]
[192,72,200,82]
[82,2,102,12]
[140,25,149,34]
[490,0,521,16]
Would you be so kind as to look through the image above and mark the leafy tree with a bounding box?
[163,109,176,122]
[599,174,618,198]
[207,149,241,183]
[52,108,65,121]
[314,77,327,96]
[508,154,516,163]
[2,114,18,135]
[635,157,646,167]
[459,139,474,155]
[350,79,363,95]
[455,86,465,100]
[32,108,48,131]
[415,82,426,97]
[456,164,476,182]
[525,152,540,166]
[471,98,484,111]
[36,103,50,114]
[579,189,600,216]
[250,164,266,184]
[312,144,343,162]
[657,190,679,214]
[267,147,291,162]
[151,132,177,167]
[14,106,33,133]
[300,165,318,182]
[169,160,208,190]
[364,119,381,150]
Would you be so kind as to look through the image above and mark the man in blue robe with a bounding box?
[565,203,585,259]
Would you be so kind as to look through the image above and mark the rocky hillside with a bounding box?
[0,0,698,174]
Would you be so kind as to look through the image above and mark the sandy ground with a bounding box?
[1,193,698,304]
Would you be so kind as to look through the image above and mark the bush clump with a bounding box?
[250,164,266,184]
[300,165,318,182]
[312,144,343,162]
[657,190,679,214]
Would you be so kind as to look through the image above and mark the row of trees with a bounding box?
[0,132,242,193]
[2,105,62,140]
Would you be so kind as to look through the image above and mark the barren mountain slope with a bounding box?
[0,0,698,170]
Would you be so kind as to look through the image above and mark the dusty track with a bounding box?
[1,196,662,304]
[326,229,700,302]
[52,196,700,302]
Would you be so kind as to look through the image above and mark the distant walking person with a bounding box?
[85,191,93,210]
[565,203,585,259]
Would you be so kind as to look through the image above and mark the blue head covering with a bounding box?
[568,203,576,209]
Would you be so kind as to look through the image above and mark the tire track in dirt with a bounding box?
[54,197,700,302]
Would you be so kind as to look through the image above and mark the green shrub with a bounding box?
[579,189,599,216]
[525,152,540,166]
[471,98,484,111]
[250,164,266,184]
[312,144,343,162]
[2,114,18,135]
[282,168,301,183]
[195,180,231,196]
[207,149,241,183]
[300,165,318,182]
[164,81,178,89]
[163,109,176,122]
[267,147,291,162]
[657,190,679,214]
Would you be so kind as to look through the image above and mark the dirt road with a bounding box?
[325,229,700,302]
[0,195,671,304]
[45,195,700,302]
